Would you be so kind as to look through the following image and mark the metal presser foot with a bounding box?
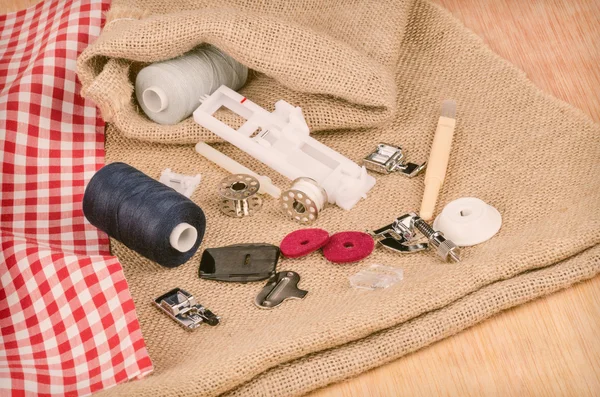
[369,212,460,262]
[154,288,220,330]
[364,143,427,177]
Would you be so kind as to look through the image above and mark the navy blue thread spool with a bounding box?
[83,162,206,268]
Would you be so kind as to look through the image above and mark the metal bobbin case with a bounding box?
[280,177,327,224]
[219,174,262,217]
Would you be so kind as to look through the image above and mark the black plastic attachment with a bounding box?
[199,243,280,282]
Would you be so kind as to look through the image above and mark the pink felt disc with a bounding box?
[323,231,374,263]
[280,228,330,258]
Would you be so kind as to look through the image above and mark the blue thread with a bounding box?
[83,162,206,268]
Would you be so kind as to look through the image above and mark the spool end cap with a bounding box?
[143,86,168,113]
[170,222,198,253]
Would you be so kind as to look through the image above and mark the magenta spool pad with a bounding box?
[323,231,374,263]
[280,228,330,258]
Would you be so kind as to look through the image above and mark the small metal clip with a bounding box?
[363,143,426,177]
[255,271,308,309]
[368,213,429,254]
[159,168,201,198]
[154,288,219,330]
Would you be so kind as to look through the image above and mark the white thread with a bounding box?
[290,179,327,211]
[135,45,248,125]
[293,180,326,211]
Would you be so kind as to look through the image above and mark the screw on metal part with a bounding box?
[410,213,460,262]
[368,213,428,254]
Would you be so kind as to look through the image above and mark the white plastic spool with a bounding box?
[433,197,502,247]
[169,222,198,252]
[280,177,327,224]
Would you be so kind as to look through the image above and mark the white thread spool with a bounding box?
[169,222,198,252]
[135,45,248,125]
[280,177,328,224]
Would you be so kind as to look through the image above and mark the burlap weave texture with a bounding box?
[80,0,600,396]
[78,0,408,143]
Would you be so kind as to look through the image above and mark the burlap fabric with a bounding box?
[79,0,600,396]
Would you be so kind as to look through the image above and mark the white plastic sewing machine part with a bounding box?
[159,168,201,198]
[433,197,502,247]
[193,85,376,212]
[195,142,281,199]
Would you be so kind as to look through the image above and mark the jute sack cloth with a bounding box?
[81,0,600,396]
[77,0,407,143]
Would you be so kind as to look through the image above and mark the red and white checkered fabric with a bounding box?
[0,0,153,395]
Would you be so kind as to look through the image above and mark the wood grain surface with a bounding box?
[2,0,599,395]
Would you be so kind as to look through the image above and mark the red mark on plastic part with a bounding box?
[240,97,247,103]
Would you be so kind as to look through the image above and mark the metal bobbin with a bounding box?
[280,177,327,224]
[219,174,262,218]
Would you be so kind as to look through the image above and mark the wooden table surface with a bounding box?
[2,0,599,395]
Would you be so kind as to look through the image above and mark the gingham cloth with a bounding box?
[0,0,153,395]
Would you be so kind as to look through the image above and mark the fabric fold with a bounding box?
[77,1,413,143]
[226,244,600,396]
[0,1,153,395]
[80,0,599,396]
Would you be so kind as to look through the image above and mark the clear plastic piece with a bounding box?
[159,168,201,198]
[349,264,404,290]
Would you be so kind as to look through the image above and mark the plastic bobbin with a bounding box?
[280,228,330,258]
[169,223,198,253]
[280,177,328,224]
[219,174,262,217]
[323,231,375,264]
[433,197,502,246]
[142,86,168,113]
